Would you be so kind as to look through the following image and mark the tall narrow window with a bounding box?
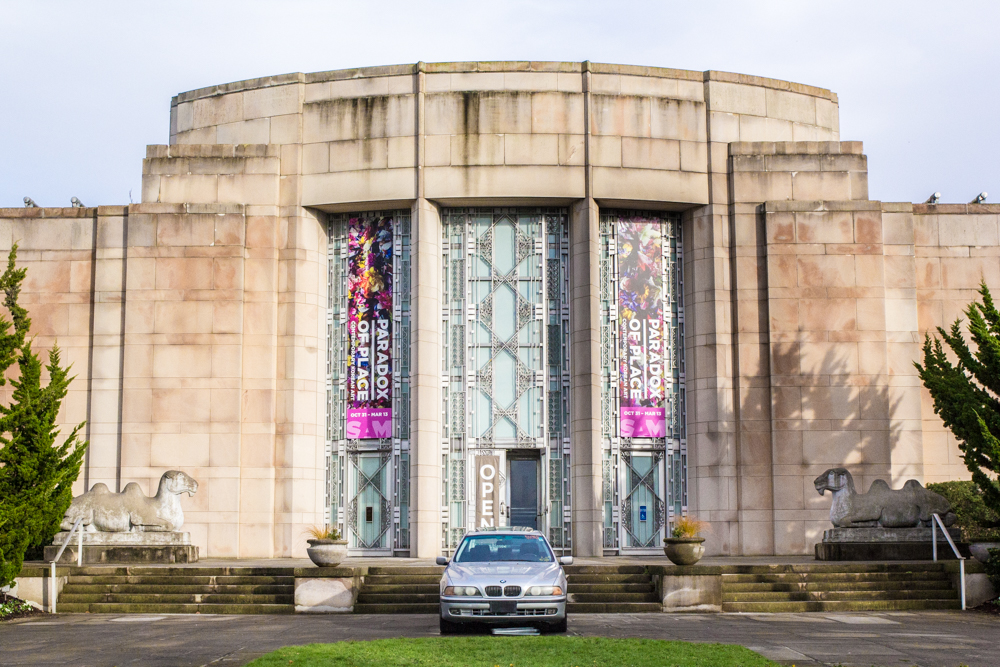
[600,211,686,553]
[441,209,571,553]
[327,211,411,555]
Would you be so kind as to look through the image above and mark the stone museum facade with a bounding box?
[1,61,993,559]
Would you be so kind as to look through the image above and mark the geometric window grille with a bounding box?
[441,208,571,553]
[599,211,686,553]
[326,211,411,555]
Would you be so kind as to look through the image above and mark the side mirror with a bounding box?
[435,556,449,566]
[559,556,573,565]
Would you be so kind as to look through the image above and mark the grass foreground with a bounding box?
[245,636,777,667]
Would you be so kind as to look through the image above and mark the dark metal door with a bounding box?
[509,458,538,529]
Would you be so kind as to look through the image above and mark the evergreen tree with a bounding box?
[0,245,87,588]
[916,282,1000,517]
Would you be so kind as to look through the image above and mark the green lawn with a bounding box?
[245,637,777,667]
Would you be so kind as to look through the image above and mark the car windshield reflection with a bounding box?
[453,534,554,563]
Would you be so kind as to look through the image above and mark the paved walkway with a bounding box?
[2,610,996,666]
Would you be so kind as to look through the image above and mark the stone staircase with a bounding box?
[565,565,661,613]
[353,566,444,614]
[720,563,960,612]
[56,567,295,614]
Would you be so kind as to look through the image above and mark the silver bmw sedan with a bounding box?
[436,527,571,633]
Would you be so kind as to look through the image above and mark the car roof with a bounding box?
[467,526,544,535]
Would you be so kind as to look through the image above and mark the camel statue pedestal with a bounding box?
[813,468,972,561]
[48,470,201,564]
[44,531,199,564]
[815,526,970,561]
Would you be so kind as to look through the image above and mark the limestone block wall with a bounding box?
[168,62,839,209]
[0,207,128,497]
[912,202,1000,483]
[762,200,923,554]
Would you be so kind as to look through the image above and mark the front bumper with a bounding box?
[440,596,566,625]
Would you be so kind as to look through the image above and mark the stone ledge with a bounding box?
[913,203,1000,214]
[763,199,883,213]
[146,144,278,159]
[172,63,835,105]
[730,141,863,156]
[882,202,915,213]
[0,207,97,218]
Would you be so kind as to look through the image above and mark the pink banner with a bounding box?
[620,407,667,438]
[346,216,393,439]
[618,217,666,438]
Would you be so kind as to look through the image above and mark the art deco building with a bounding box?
[2,62,990,559]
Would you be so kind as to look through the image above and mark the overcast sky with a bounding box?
[1,0,997,208]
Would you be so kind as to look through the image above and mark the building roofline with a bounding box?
[171,61,838,106]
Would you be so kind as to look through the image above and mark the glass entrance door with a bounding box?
[508,457,539,529]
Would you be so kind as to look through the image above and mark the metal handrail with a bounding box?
[48,518,84,613]
[931,512,965,610]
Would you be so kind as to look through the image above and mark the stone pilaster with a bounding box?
[410,197,442,557]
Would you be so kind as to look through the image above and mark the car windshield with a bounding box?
[453,534,554,563]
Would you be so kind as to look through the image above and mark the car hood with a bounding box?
[444,561,564,587]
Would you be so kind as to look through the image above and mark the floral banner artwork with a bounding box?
[346,216,393,439]
[618,217,666,438]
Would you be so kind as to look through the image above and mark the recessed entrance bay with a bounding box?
[442,208,571,552]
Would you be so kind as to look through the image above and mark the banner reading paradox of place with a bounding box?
[618,217,666,438]
[346,216,393,439]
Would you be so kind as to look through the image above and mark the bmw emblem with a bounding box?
[500,579,506,583]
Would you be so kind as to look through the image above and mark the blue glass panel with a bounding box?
[494,221,516,274]
[494,284,517,341]
[495,350,517,408]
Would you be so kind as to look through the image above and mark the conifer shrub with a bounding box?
[0,245,87,588]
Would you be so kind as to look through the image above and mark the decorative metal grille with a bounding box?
[599,211,686,552]
[326,211,411,554]
[442,209,571,552]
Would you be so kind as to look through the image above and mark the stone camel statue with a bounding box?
[814,468,955,528]
[61,470,199,533]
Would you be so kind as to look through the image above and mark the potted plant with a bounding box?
[305,525,348,567]
[663,516,707,566]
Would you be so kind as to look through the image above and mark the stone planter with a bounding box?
[969,542,1000,564]
[663,537,705,566]
[306,539,348,567]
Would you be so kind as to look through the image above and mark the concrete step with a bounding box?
[566,583,655,593]
[566,602,661,613]
[366,567,445,576]
[359,584,440,594]
[721,599,962,613]
[64,567,299,577]
[59,593,295,604]
[61,584,293,595]
[565,574,652,584]
[721,571,949,584]
[353,603,439,614]
[362,575,442,585]
[720,563,948,575]
[355,593,440,604]
[569,592,659,604]
[564,565,647,575]
[55,602,295,614]
[723,580,954,593]
[724,589,958,603]
[66,575,295,586]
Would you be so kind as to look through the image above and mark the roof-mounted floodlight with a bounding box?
[23,197,37,208]
[926,192,941,204]
[71,197,85,208]
[972,192,988,204]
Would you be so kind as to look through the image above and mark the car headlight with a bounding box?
[443,586,482,596]
[527,586,563,596]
